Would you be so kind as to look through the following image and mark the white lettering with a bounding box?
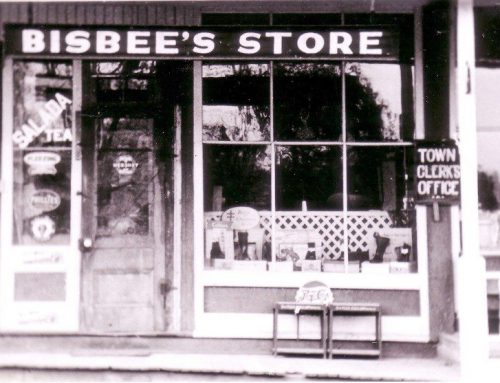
[329,32,353,54]
[193,32,215,54]
[65,30,91,53]
[127,31,151,54]
[265,32,292,54]
[22,29,45,53]
[55,93,72,109]
[155,31,179,54]
[96,31,121,54]
[238,32,261,54]
[297,33,324,54]
[44,100,63,117]
[50,30,61,53]
[359,31,383,55]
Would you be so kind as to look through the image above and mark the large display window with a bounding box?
[202,60,417,274]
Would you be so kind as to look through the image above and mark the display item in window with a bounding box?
[210,241,224,259]
[396,243,411,262]
[305,242,316,260]
[371,232,390,263]
[236,231,249,260]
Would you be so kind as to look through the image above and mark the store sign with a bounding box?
[5,26,399,59]
[24,152,61,175]
[29,189,61,212]
[414,140,461,204]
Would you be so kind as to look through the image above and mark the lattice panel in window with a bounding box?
[204,211,392,260]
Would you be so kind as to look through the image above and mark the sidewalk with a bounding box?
[0,351,467,382]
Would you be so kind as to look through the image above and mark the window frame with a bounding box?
[193,12,429,293]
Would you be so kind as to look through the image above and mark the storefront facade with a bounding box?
[0,0,471,356]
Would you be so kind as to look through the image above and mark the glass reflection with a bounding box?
[203,63,270,142]
[204,145,271,211]
[274,63,342,141]
[276,146,342,211]
[346,63,411,142]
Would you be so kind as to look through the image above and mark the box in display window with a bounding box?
[301,260,322,272]
[361,261,391,274]
[268,261,294,272]
[389,261,417,273]
[231,260,268,271]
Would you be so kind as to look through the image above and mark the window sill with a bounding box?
[201,269,422,290]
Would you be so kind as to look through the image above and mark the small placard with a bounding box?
[414,140,460,204]
[222,207,260,231]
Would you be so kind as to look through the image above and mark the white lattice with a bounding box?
[205,210,393,260]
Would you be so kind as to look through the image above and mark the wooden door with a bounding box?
[81,116,169,333]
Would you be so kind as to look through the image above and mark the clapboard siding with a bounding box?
[0,2,201,39]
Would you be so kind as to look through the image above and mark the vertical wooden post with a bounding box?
[456,0,490,378]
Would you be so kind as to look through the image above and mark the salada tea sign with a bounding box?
[414,140,461,204]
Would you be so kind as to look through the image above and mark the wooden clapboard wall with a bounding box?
[0,2,202,39]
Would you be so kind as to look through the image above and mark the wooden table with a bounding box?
[328,302,382,358]
[272,302,329,358]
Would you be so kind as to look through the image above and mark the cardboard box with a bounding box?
[268,261,294,272]
[301,260,322,272]
[389,261,417,273]
[361,261,391,274]
[231,260,267,271]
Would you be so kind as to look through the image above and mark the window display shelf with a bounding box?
[201,269,422,290]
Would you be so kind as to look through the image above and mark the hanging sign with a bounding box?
[414,140,461,204]
[5,25,399,59]
[24,151,61,175]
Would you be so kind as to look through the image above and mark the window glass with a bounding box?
[96,118,154,237]
[274,63,342,141]
[201,19,416,274]
[276,146,342,211]
[13,61,73,245]
[204,145,271,211]
[203,63,270,142]
[346,63,411,142]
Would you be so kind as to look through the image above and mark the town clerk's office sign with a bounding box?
[5,25,399,59]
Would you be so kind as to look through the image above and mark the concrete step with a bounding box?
[437,332,460,364]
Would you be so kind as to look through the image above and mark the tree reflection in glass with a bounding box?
[346,63,411,142]
[274,63,342,141]
[203,63,270,142]
[204,145,271,211]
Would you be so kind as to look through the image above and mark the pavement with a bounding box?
[0,351,474,382]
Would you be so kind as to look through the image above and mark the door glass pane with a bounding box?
[274,63,342,141]
[96,118,154,237]
[12,61,73,245]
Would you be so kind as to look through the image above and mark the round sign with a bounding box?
[113,154,139,176]
[30,215,56,242]
[221,207,260,230]
[29,189,61,212]
[24,152,61,175]
[295,281,334,305]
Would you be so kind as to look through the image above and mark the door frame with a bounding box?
[0,57,82,332]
